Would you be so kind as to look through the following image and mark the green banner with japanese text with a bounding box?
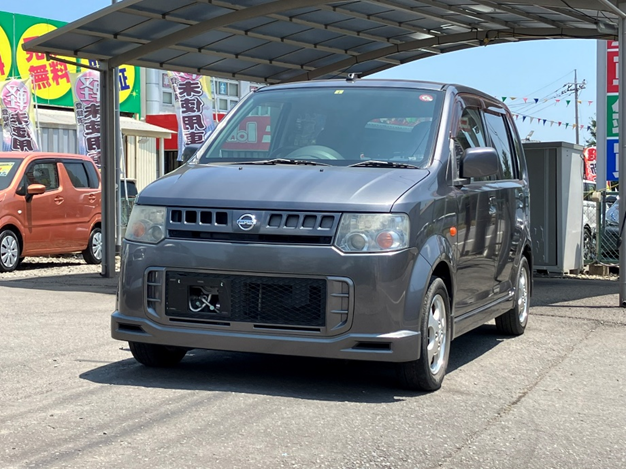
[0,11,141,114]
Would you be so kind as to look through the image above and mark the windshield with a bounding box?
[197,86,444,167]
[0,159,22,191]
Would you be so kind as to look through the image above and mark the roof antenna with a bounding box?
[346,73,361,82]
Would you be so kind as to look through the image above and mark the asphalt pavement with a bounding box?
[1,270,625,469]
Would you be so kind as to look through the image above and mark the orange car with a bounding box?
[0,152,102,272]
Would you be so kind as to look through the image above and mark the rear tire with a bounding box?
[129,342,187,367]
[495,257,530,336]
[0,230,21,273]
[397,277,452,392]
[82,227,102,264]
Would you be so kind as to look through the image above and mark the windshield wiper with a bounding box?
[349,160,420,169]
[236,158,330,166]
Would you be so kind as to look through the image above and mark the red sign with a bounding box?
[584,147,597,182]
[222,116,271,151]
[608,49,619,94]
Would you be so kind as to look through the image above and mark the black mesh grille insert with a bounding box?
[165,272,326,327]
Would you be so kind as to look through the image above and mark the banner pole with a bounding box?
[31,74,42,150]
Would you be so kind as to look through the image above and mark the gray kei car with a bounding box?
[113,78,532,392]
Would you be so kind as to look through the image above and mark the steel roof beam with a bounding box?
[319,3,441,36]
[286,26,611,82]
[365,0,480,29]
[393,0,515,29]
[537,6,603,25]
[121,7,400,65]
[108,0,338,69]
[466,0,569,28]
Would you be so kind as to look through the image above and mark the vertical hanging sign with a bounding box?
[606,40,620,182]
[0,78,39,152]
[71,70,101,167]
[168,72,216,161]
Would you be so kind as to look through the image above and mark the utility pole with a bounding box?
[564,70,586,145]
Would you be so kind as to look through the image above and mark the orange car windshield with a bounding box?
[0,159,22,191]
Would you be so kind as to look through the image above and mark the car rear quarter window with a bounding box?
[84,161,100,188]
[64,162,90,189]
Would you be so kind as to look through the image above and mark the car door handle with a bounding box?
[54,196,64,205]
[88,194,97,203]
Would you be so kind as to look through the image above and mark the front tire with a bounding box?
[397,277,452,392]
[0,230,21,273]
[129,342,188,367]
[82,227,102,264]
[495,257,530,336]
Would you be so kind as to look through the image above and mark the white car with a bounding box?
[583,180,597,260]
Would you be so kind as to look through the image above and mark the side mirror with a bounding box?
[27,183,46,196]
[461,147,499,179]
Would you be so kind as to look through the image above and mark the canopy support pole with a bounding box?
[100,66,117,278]
[619,2,626,305]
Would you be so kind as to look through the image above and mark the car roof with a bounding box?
[255,78,498,103]
[0,152,93,161]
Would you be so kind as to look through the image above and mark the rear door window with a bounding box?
[63,162,90,188]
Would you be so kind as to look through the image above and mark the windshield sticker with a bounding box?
[419,94,434,102]
[0,162,15,177]
[334,90,344,94]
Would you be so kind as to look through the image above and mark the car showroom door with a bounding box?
[21,159,67,252]
[452,100,498,317]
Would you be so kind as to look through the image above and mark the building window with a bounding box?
[162,73,171,89]
[163,91,173,105]
[218,98,229,112]
[228,83,239,97]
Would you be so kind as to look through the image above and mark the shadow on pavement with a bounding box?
[80,325,506,403]
[531,276,618,306]
[0,272,118,295]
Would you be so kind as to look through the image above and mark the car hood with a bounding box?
[137,164,429,212]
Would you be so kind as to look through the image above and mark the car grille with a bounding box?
[164,271,327,327]
[167,208,339,245]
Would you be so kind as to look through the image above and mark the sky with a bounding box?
[5,1,599,146]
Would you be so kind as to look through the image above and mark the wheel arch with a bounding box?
[404,234,455,333]
[522,242,533,296]
[0,224,24,252]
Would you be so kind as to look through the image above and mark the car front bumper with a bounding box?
[112,239,425,363]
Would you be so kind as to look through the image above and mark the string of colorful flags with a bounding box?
[501,97,594,106]
[499,96,594,132]
[511,112,592,132]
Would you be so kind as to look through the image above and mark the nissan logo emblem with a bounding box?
[237,214,257,231]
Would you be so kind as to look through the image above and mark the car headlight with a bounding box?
[335,214,410,253]
[125,205,166,244]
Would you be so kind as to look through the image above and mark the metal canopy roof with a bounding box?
[24,0,619,84]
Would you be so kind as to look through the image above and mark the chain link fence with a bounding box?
[583,190,619,265]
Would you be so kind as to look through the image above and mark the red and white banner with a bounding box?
[0,77,39,152]
[71,70,101,167]
[168,72,216,161]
